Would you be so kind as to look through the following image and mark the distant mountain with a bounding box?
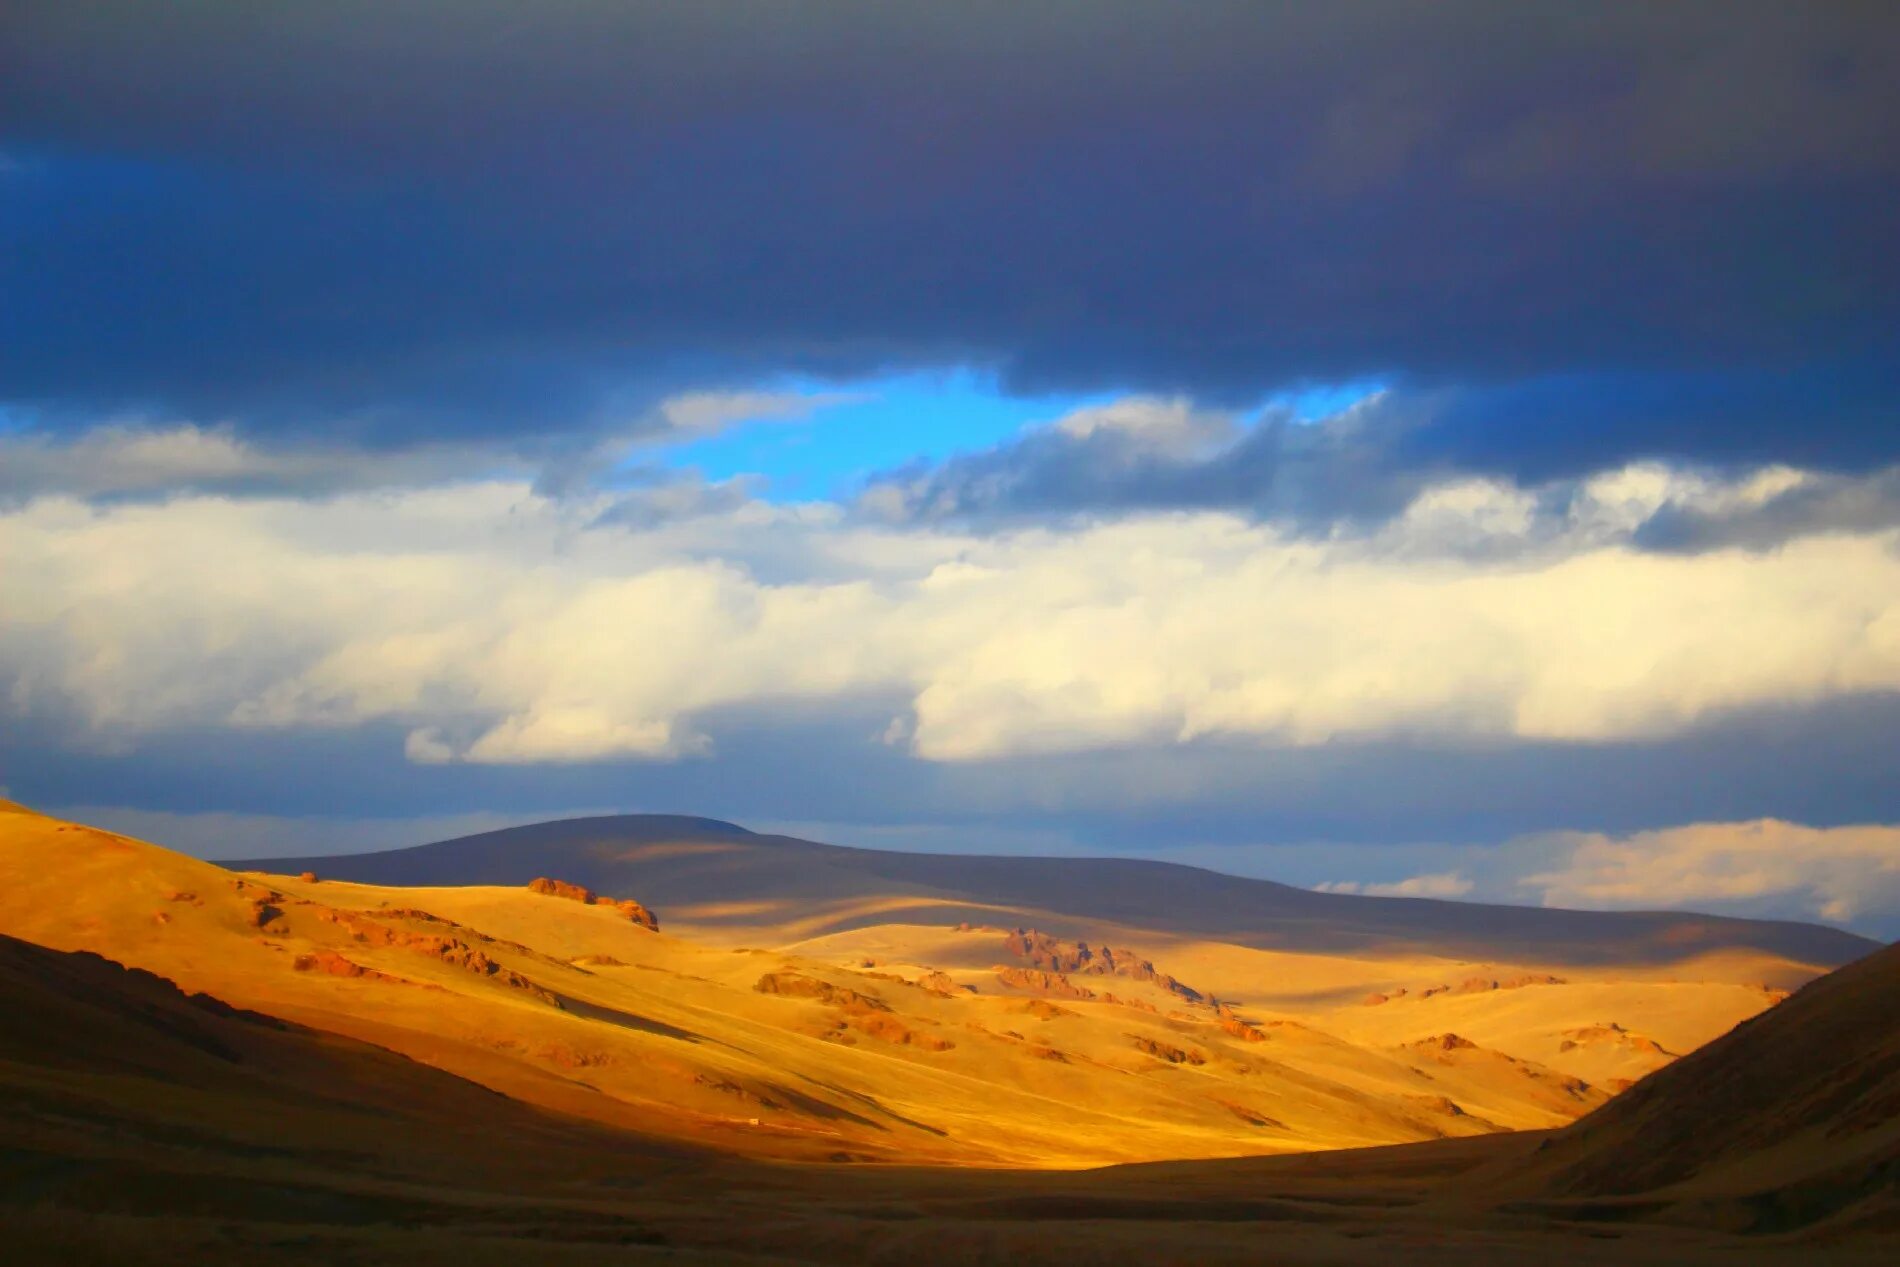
[1497,938,1900,1230]
[238,813,1879,968]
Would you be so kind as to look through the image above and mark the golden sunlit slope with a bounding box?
[3,802,1621,1168]
[240,812,1865,1092]
[5,927,1892,1267]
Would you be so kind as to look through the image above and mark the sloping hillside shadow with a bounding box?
[552,993,704,1044]
[780,1071,950,1138]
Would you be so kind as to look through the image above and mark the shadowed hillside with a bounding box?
[0,932,708,1263]
[241,814,1878,966]
[1488,939,1900,1232]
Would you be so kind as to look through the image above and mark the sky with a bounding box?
[3,2,1898,936]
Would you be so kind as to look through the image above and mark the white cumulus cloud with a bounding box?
[1520,819,1900,926]
[1,461,1898,767]
[1315,871,1476,899]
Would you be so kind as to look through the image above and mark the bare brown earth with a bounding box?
[1,926,1895,1265]
[2,804,1635,1166]
[1,805,1876,1160]
[1,801,1894,1262]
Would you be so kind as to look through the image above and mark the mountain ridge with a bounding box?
[232,812,1879,968]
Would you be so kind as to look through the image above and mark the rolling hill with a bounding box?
[239,814,1874,966]
[0,800,1868,1171]
[236,812,1872,1093]
[2,883,1892,1264]
[3,802,1631,1166]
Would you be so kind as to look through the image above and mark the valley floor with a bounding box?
[7,1124,1894,1267]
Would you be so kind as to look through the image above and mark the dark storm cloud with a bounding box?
[863,394,1436,528]
[1633,467,1900,553]
[1402,367,1900,481]
[5,1,1898,470]
[862,389,1900,554]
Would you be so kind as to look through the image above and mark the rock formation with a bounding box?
[313,907,560,1004]
[753,971,889,1012]
[1001,927,1207,1005]
[1129,1035,1206,1065]
[527,876,660,930]
[994,966,1096,1000]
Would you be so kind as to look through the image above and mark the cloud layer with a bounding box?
[861,393,1900,547]
[5,460,1896,768]
[1315,820,1900,936]
[0,390,834,506]
[6,3,1897,474]
[1523,820,1900,927]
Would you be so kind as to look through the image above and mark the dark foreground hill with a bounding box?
[1488,938,1900,1233]
[0,932,698,1264]
[239,813,1878,967]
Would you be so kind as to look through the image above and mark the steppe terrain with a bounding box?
[7,805,1866,1164]
[2,800,1893,1264]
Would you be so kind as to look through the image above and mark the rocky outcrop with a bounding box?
[1457,973,1566,994]
[1413,1032,1478,1052]
[916,969,969,996]
[535,1042,613,1069]
[527,877,661,930]
[845,1012,956,1051]
[1129,1035,1206,1065]
[1001,928,1207,1005]
[528,876,593,902]
[1216,1099,1285,1128]
[228,878,287,929]
[994,966,1096,1000]
[1409,1093,1468,1117]
[1101,991,1158,1013]
[757,971,954,1051]
[1404,973,1568,1001]
[754,971,889,1012]
[1219,1015,1268,1043]
[597,897,660,930]
[313,907,560,1005]
[1557,1022,1674,1056]
[292,950,403,983]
